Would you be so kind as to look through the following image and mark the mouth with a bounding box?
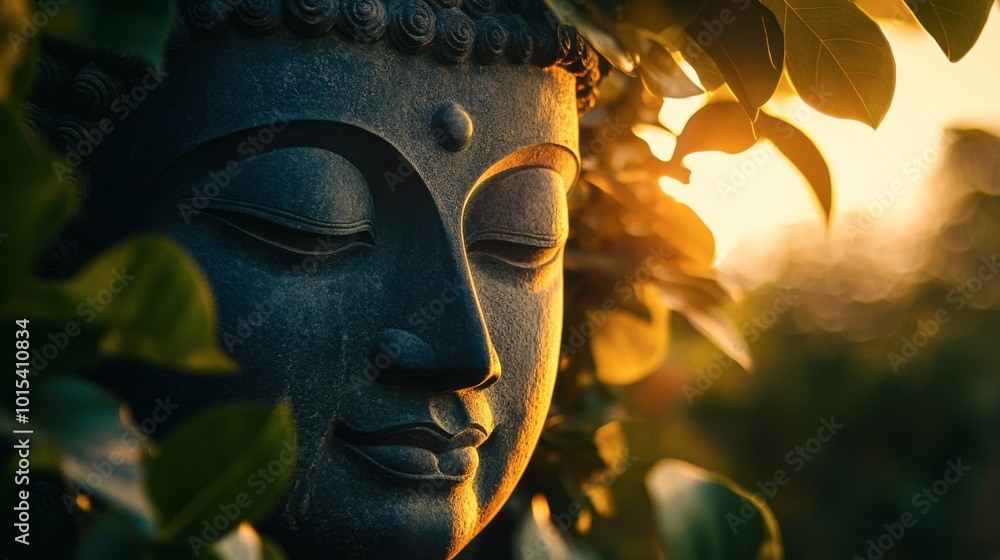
[333,422,489,482]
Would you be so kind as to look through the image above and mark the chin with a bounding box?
[262,447,483,559]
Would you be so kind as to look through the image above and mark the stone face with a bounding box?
[50,16,581,560]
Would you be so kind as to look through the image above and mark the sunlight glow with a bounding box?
[648,9,1000,267]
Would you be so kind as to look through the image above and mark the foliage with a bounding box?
[468,1,994,556]
[548,0,994,224]
[2,0,994,558]
[1,1,295,558]
[550,0,992,123]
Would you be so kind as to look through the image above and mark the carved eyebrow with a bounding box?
[148,121,408,196]
[465,229,565,247]
[471,143,580,193]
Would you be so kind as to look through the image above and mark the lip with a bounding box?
[334,422,488,482]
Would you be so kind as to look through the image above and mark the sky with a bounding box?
[642,7,1000,267]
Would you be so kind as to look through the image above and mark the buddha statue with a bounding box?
[25,0,606,557]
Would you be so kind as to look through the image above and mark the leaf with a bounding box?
[756,113,833,222]
[42,0,174,64]
[148,403,296,548]
[0,0,30,103]
[686,0,784,117]
[76,512,156,560]
[9,34,38,102]
[261,536,289,560]
[79,235,236,372]
[34,377,157,524]
[619,0,710,31]
[904,0,993,61]
[761,0,896,128]
[657,284,753,371]
[11,234,237,373]
[584,136,717,269]
[854,0,918,23]
[211,522,265,560]
[593,421,629,471]
[0,106,76,300]
[514,494,604,560]
[592,283,670,385]
[657,102,758,183]
[638,42,705,98]
[543,0,637,74]
[652,29,728,91]
[646,459,783,560]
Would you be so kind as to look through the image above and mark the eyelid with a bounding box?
[198,204,374,256]
[465,229,565,249]
[467,239,562,269]
[188,197,375,238]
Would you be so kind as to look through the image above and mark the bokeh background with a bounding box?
[600,13,1000,560]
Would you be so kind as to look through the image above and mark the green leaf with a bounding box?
[756,112,833,222]
[761,0,896,128]
[905,0,993,61]
[42,0,174,64]
[79,235,236,373]
[77,512,157,560]
[33,377,157,523]
[0,106,76,300]
[261,536,289,560]
[592,283,670,385]
[3,230,234,373]
[646,459,783,560]
[687,0,784,116]
[148,403,296,549]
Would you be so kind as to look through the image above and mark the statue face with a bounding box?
[101,33,578,558]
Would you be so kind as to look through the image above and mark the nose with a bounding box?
[372,274,501,392]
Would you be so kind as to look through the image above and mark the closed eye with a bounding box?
[203,208,374,255]
[467,238,561,269]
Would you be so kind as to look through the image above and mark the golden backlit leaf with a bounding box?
[854,0,918,23]
[761,0,896,128]
[657,284,753,371]
[639,42,705,98]
[757,113,833,222]
[654,28,728,91]
[593,421,629,470]
[645,193,718,269]
[657,102,758,183]
[904,0,994,61]
[592,283,670,385]
[0,0,30,104]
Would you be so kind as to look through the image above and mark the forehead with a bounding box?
[130,34,580,217]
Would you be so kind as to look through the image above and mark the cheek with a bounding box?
[474,259,563,512]
[148,215,379,407]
